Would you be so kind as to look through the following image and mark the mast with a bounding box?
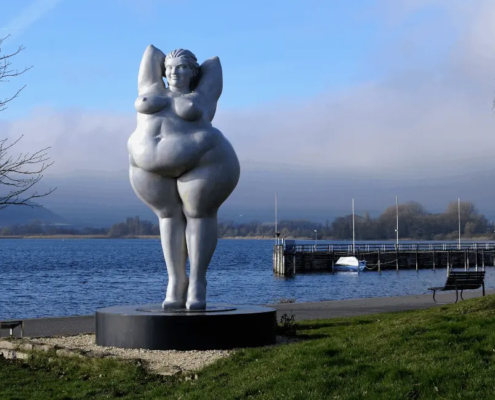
[352,198,355,254]
[275,192,278,245]
[396,195,399,246]
[458,197,461,249]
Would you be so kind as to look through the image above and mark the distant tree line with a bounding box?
[106,216,159,237]
[0,216,157,238]
[1,201,494,240]
[329,201,491,241]
[219,201,493,240]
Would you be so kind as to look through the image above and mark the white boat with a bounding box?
[334,256,366,272]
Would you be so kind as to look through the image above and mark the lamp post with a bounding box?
[314,229,318,250]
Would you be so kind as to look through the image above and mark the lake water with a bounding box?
[1,239,494,320]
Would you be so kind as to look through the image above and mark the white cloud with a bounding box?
[2,1,495,183]
[1,107,133,175]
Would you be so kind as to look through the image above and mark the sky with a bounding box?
[1,0,495,224]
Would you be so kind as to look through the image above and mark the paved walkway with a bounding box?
[3,290,493,338]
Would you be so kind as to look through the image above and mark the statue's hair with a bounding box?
[165,49,200,78]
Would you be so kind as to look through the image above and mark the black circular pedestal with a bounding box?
[95,304,277,350]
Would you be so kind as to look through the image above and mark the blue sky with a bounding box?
[2,0,495,220]
[1,0,401,118]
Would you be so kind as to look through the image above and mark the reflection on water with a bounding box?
[1,239,493,319]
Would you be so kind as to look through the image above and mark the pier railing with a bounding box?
[274,241,495,276]
[285,242,495,253]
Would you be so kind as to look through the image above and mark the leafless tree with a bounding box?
[0,35,55,209]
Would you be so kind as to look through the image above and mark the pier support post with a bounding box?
[396,245,399,273]
[357,250,360,274]
[331,251,335,274]
[273,246,280,275]
[482,249,485,270]
[377,250,381,274]
[465,250,468,271]
[432,249,435,270]
[272,245,285,276]
[415,245,419,272]
[447,250,451,277]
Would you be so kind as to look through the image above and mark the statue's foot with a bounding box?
[185,299,206,310]
[162,299,185,309]
[163,277,188,310]
[186,279,207,310]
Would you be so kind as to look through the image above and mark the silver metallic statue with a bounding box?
[128,45,240,310]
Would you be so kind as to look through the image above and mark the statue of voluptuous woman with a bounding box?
[127,45,240,310]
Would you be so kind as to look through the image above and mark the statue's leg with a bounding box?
[184,213,217,310]
[159,213,188,309]
[177,155,240,310]
[129,165,188,309]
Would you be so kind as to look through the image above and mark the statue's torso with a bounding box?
[128,91,222,177]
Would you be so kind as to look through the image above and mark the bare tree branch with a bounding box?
[0,135,56,209]
[0,35,55,209]
[0,35,33,111]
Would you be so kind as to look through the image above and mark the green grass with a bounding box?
[3,296,495,399]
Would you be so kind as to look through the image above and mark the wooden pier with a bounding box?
[273,242,495,277]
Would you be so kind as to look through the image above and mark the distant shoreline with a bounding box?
[0,235,493,241]
[0,235,274,240]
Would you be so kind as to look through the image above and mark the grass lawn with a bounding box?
[2,295,495,399]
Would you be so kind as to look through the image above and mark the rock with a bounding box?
[55,349,85,358]
[56,349,79,357]
[155,365,182,376]
[34,344,52,352]
[0,349,15,359]
[15,351,29,360]
[0,348,31,360]
[19,343,33,351]
[0,340,18,350]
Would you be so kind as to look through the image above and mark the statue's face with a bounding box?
[165,58,193,91]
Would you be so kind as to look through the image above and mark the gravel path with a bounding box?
[30,334,230,374]
[29,334,297,376]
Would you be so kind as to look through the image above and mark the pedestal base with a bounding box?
[95,304,277,350]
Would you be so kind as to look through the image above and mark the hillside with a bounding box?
[0,203,66,226]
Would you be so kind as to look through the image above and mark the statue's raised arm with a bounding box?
[138,45,166,96]
[194,56,223,122]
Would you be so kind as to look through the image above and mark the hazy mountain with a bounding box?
[0,202,66,227]
[9,162,494,228]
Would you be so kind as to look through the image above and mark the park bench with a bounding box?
[0,320,24,338]
[428,271,485,303]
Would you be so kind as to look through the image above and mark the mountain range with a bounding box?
[0,202,66,227]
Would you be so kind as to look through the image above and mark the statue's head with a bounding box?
[165,49,200,92]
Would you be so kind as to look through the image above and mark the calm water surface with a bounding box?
[1,239,494,320]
